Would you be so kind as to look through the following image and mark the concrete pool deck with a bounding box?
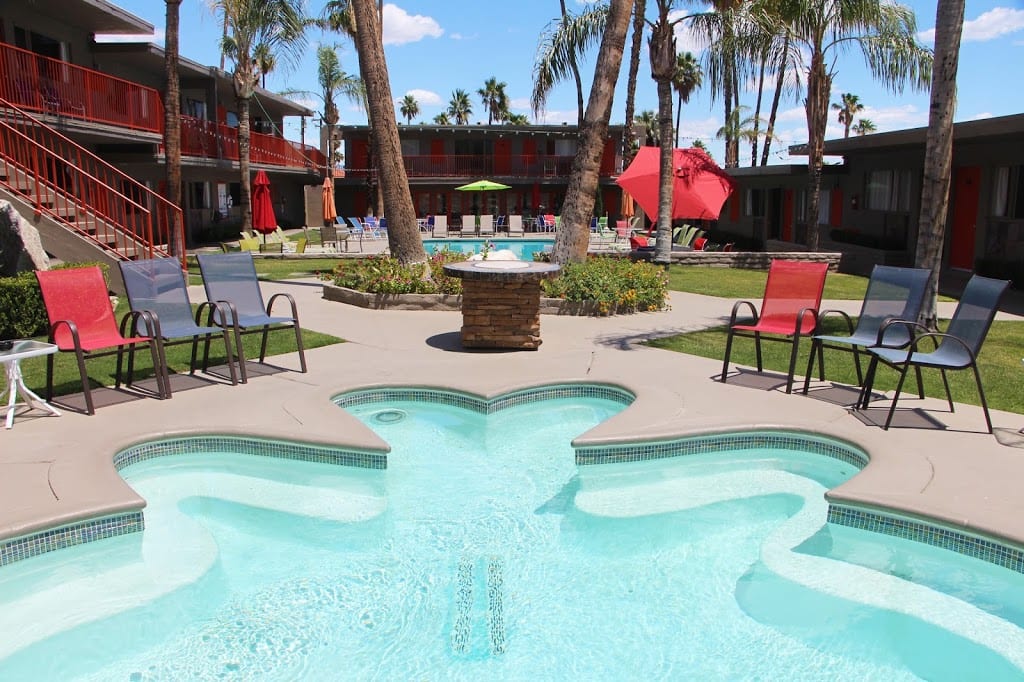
[2,277,1024,562]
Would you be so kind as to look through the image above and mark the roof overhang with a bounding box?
[31,0,152,35]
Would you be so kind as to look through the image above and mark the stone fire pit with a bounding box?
[443,260,561,350]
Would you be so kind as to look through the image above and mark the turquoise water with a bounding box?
[0,396,1023,680]
[424,238,553,260]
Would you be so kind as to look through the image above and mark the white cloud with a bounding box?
[968,111,994,121]
[94,29,166,45]
[449,32,469,41]
[537,109,578,125]
[404,89,443,106]
[918,7,1024,44]
[669,9,711,55]
[382,4,443,46]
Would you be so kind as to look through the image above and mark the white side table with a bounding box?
[0,340,61,429]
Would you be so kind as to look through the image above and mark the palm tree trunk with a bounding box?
[760,40,787,166]
[238,94,253,233]
[351,0,425,264]
[621,0,645,165]
[674,91,682,148]
[164,0,183,253]
[751,56,765,167]
[654,78,674,264]
[916,0,964,327]
[803,52,831,251]
[552,0,631,264]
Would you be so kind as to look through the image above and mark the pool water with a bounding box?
[424,238,553,260]
[1,396,1023,680]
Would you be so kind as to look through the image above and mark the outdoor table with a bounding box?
[0,340,61,429]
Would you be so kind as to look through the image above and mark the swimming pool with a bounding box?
[1,387,1023,679]
[424,238,553,260]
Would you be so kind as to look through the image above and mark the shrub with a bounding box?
[0,262,111,339]
[542,256,669,315]
[329,249,469,295]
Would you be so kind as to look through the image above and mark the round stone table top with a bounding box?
[443,260,561,282]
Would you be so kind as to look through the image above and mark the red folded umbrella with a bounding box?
[615,147,736,221]
[251,169,277,235]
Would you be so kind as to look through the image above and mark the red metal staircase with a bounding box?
[0,97,184,266]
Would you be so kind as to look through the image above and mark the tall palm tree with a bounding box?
[716,105,763,150]
[634,109,659,147]
[348,0,426,264]
[164,0,183,253]
[916,0,964,327]
[433,112,451,124]
[786,0,931,249]
[209,0,306,233]
[853,118,877,136]
[672,51,702,148]
[505,112,530,125]
[477,77,509,124]
[832,92,865,138]
[530,2,608,126]
[399,94,419,124]
[253,42,276,88]
[649,0,682,265]
[447,89,473,124]
[622,0,647,165]
[552,0,632,264]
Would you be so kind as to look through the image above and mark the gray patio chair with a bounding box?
[119,258,239,386]
[856,274,1010,432]
[195,252,307,383]
[507,215,524,236]
[802,265,930,394]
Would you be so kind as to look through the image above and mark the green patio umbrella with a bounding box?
[455,179,511,191]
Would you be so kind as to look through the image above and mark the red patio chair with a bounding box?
[720,260,829,394]
[35,266,169,415]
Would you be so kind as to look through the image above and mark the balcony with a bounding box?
[343,155,587,180]
[0,41,162,134]
[179,116,326,171]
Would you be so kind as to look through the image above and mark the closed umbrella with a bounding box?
[321,176,337,225]
[620,189,635,219]
[615,147,735,221]
[251,170,277,240]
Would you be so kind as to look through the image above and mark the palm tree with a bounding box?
[785,0,931,249]
[672,51,702,148]
[832,92,865,138]
[209,0,306,233]
[916,0,964,326]
[433,112,451,124]
[552,0,632,264]
[634,109,659,147]
[692,138,711,158]
[530,3,607,127]
[715,105,763,148]
[505,112,530,125]
[399,94,419,124]
[649,0,682,265]
[447,89,472,124]
[164,0,183,254]
[477,77,509,124]
[347,0,426,265]
[253,42,276,88]
[853,118,877,136]
[621,0,647,165]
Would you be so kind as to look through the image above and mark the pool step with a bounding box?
[449,555,508,657]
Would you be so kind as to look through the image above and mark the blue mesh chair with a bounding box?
[802,265,931,394]
[195,252,307,383]
[857,274,1010,432]
[119,258,239,387]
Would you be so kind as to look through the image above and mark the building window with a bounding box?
[865,169,912,212]
[744,188,765,217]
[992,166,1024,219]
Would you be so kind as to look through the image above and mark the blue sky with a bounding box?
[102,1,1024,165]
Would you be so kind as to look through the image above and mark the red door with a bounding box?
[494,138,511,175]
[950,166,980,270]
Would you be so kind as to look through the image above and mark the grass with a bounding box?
[184,256,343,286]
[647,318,1024,415]
[21,296,343,399]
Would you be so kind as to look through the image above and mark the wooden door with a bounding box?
[950,166,980,270]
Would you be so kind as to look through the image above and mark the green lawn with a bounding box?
[185,256,342,285]
[647,318,1024,415]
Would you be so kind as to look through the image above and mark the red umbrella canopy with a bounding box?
[251,169,277,234]
[615,147,736,221]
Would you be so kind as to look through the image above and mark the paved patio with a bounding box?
[2,276,1024,560]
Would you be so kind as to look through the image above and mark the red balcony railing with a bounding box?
[344,154,584,179]
[0,42,163,134]
[0,98,185,265]
[180,116,326,170]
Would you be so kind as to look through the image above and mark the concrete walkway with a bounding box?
[2,278,1024,559]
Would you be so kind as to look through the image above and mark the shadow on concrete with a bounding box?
[850,405,952,431]
[425,332,524,354]
[798,383,865,407]
[993,427,1024,448]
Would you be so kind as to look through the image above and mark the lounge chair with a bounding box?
[507,215,524,237]
[259,242,283,253]
[119,258,239,388]
[195,252,307,382]
[802,265,930,394]
[461,215,477,237]
[720,260,829,394]
[856,274,1010,432]
[432,215,448,238]
[35,266,169,414]
[294,237,308,254]
[479,214,495,236]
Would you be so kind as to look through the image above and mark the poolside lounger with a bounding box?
[432,215,448,238]
[507,215,524,236]
[461,215,477,237]
[479,214,495,236]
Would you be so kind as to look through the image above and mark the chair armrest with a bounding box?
[795,306,821,335]
[873,318,930,347]
[49,319,81,349]
[267,292,300,322]
[909,331,975,361]
[815,308,854,336]
[727,300,759,327]
[119,309,159,339]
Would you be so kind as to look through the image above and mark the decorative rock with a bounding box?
[0,201,50,276]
